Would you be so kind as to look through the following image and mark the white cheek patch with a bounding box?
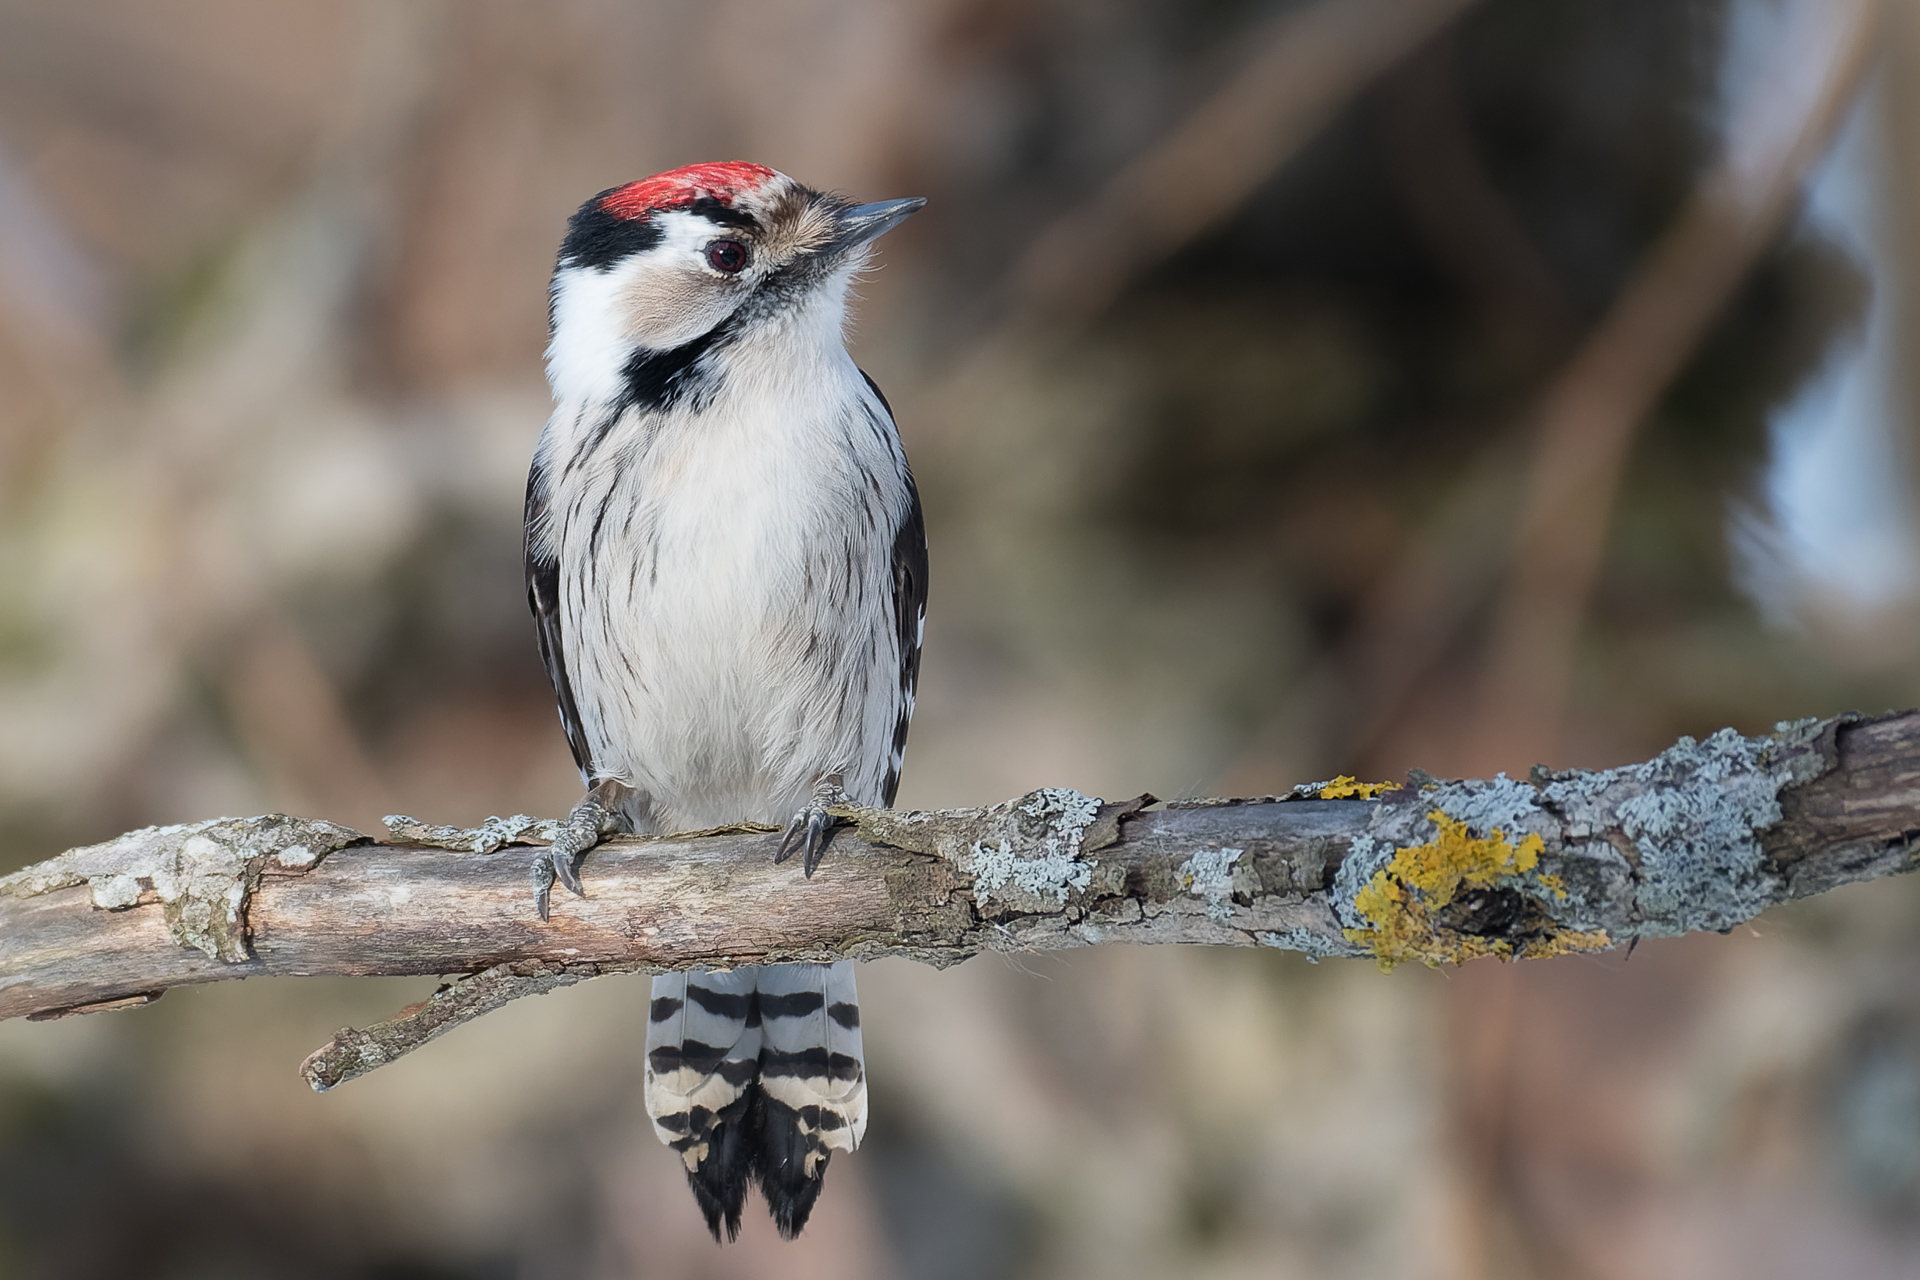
[548,265,637,403]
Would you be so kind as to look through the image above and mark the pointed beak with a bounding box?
[829,197,926,253]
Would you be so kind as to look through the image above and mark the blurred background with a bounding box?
[3,0,1920,1275]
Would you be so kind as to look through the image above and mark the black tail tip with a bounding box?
[682,1107,755,1244]
[686,1167,746,1244]
[678,1083,841,1241]
[761,1161,828,1241]
[755,1091,834,1239]
[685,1159,829,1242]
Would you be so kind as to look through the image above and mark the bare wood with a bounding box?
[5,712,1920,1090]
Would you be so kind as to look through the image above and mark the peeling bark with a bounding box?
[4,712,1918,1090]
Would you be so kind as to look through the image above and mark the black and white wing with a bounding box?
[862,371,927,807]
[524,460,593,780]
[882,475,926,806]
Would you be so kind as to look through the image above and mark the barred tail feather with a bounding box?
[756,960,867,1238]
[645,969,763,1241]
[643,963,867,1241]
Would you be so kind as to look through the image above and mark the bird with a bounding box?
[522,161,927,1241]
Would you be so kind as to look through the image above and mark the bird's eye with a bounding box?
[706,240,749,273]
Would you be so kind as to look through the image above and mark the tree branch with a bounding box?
[5,712,1918,1091]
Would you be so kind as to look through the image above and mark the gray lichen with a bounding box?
[1326,722,1838,951]
[1178,846,1242,920]
[1257,926,1354,960]
[1543,726,1803,936]
[1331,834,1392,932]
[961,788,1102,907]
[384,813,565,854]
[1433,774,1545,840]
[0,814,363,962]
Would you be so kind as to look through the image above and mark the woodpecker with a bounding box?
[523,162,927,1241]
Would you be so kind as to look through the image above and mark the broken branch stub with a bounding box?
[3,712,1918,1091]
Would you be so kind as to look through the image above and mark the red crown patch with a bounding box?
[600,162,780,220]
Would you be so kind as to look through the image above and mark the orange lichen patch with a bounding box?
[1343,811,1611,971]
[1318,776,1397,800]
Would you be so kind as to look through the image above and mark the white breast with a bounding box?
[538,320,911,831]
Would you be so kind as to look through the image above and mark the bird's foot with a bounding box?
[776,773,852,877]
[532,780,635,920]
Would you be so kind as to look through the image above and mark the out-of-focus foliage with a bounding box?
[3,0,1920,1276]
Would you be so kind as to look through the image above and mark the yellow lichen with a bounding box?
[1318,776,1397,800]
[1343,811,1611,970]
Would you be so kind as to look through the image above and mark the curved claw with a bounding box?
[774,809,836,872]
[550,844,587,897]
[530,793,617,920]
[532,856,556,922]
[776,774,850,876]
[531,843,588,921]
[775,814,807,865]
[801,809,833,877]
